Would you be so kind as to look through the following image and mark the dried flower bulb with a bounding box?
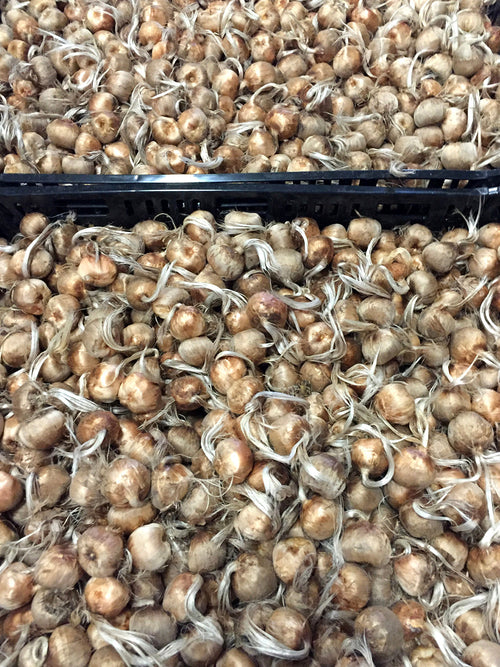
[394,552,435,597]
[399,502,444,539]
[118,372,161,414]
[34,543,81,590]
[183,210,216,244]
[462,640,500,666]
[84,577,130,618]
[422,241,458,274]
[354,606,404,662]
[346,479,383,512]
[432,386,471,422]
[373,383,415,424]
[441,481,486,528]
[17,409,66,451]
[362,328,403,365]
[77,253,117,287]
[0,470,23,511]
[170,375,208,412]
[0,520,16,549]
[268,413,308,456]
[1,331,33,368]
[430,531,468,571]
[129,606,177,649]
[70,464,103,508]
[153,286,190,319]
[77,526,123,577]
[262,607,310,652]
[393,446,435,489]
[230,329,267,365]
[30,588,76,631]
[46,118,80,150]
[351,438,389,478]
[450,326,487,365]
[178,336,214,367]
[330,563,371,611]
[448,411,494,454]
[170,306,206,341]
[107,502,156,534]
[122,323,155,349]
[227,376,264,415]
[357,296,396,328]
[2,604,34,643]
[180,622,224,666]
[216,648,257,667]
[166,237,206,273]
[128,523,171,571]
[312,625,347,666]
[11,278,51,315]
[151,462,192,510]
[76,410,120,446]
[166,425,201,458]
[454,610,488,646]
[234,502,276,542]
[162,572,207,623]
[347,217,382,249]
[88,646,127,667]
[301,321,335,356]
[300,453,345,499]
[231,552,277,602]
[214,437,254,484]
[125,276,157,310]
[19,212,49,238]
[272,537,317,586]
[187,531,226,573]
[180,484,218,526]
[48,625,91,667]
[246,291,288,329]
[210,356,247,394]
[104,457,150,508]
[472,389,500,425]
[300,495,339,540]
[385,479,419,509]
[390,600,426,644]
[0,562,34,610]
[341,521,392,567]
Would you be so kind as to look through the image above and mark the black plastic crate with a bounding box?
[488,0,500,24]
[0,171,499,236]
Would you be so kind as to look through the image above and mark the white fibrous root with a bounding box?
[0,0,498,173]
[0,208,500,665]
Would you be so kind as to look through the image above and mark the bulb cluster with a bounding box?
[0,209,500,665]
[0,0,499,174]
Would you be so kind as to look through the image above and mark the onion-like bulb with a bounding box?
[214,437,254,484]
[330,563,371,611]
[0,562,34,610]
[34,543,81,589]
[103,457,151,508]
[47,625,91,667]
[128,523,171,571]
[84,577,129,618]
[354,607,404,662]
[162,572,207,623]
[265,607,311,651]
[77,525,123,577]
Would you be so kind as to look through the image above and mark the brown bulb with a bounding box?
[214,437,254,484]
[103,457,151,508]
[84,577,129,618]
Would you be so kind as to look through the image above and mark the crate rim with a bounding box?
[0,169,498,233]
[0,169,499,188]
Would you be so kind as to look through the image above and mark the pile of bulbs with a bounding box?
[0,0,499,174]
[0,208,500,666]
